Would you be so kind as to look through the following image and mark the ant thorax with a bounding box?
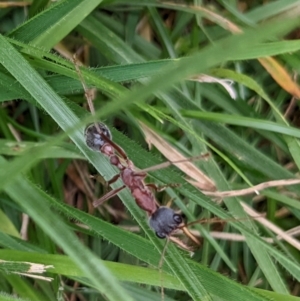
[84,123,112,151]
[149,207,183,239]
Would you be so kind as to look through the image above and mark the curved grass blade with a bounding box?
[9,0,103,50]
[1,155,134,301]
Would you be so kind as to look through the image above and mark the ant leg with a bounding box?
[159,238,170,301]
[93,185,126,207]
[140,153,210,174]
[130,171,147,178]
[145,183,180,207]
[145,183,158,191]
[107,174,121,185]
[165,198,175,208]
[181,226,201,245]
[185,215,264,228]
[146,183,180,192]
[169,236,195,252]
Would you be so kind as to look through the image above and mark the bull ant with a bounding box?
[84,122,201,249]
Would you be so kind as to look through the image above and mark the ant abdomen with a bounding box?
[149,207,183,239]
[84,123,112,151]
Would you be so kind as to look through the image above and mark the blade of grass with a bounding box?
[181,111,300,138]
[0,156,134,301]
[0,250,181,290]
[9,0,104,50]
[1,16,300,300]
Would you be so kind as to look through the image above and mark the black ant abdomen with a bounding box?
[149,207,183,239]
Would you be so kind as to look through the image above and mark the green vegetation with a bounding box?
[1,1,300,300]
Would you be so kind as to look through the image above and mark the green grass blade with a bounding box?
[181,111,300,138]
[1,156,134,301]
[9,0,103,50]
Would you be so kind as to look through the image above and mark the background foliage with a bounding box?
[1,0,300,300]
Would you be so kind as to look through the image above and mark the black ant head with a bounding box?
[84,123,112,151]
[149,207,183,239]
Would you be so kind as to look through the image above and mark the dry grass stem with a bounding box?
[203,178,300,197]
[140,122,216,191]
[241,202,300,251]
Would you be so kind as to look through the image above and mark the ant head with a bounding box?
[149,207,183,239]
[84,123,112,151]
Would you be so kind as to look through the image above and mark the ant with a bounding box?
[84,122,200,248]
